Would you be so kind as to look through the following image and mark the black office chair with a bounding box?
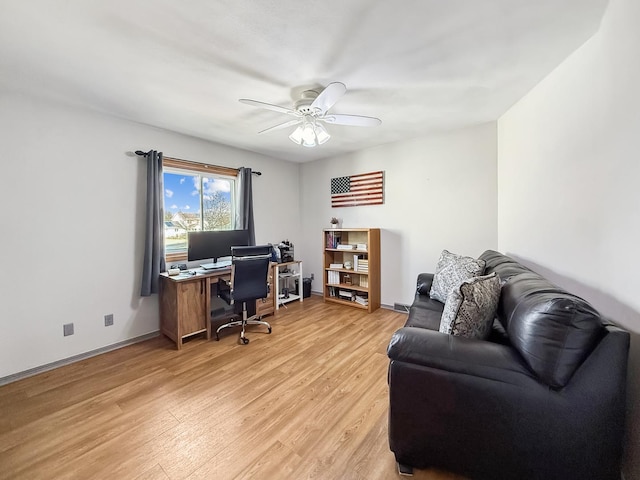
[215,245,272,344]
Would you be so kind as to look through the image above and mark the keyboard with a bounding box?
[200,260,232,270]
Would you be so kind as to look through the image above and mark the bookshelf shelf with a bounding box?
[326,297,369,309]
[325,268,369,276]
[323,228,380,313]
[325,248,369,254]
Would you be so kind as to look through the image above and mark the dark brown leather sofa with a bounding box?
[387,250,629,480]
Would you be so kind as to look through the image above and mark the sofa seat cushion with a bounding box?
[439,272,501,339]
[429,250,486,303]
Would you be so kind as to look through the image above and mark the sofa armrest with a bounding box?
[416,273,434,295]
[387,326,537,386]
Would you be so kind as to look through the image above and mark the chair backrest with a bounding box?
[230,245,272,302]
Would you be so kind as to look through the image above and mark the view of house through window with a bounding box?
[163,166,236,257]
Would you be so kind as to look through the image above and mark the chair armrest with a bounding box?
[387,327,536,386]
[416,273,434,295]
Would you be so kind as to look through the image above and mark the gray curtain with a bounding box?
[140,150,166,296]
[237,167,256,245]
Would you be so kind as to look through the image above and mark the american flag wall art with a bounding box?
[330,171,384,208]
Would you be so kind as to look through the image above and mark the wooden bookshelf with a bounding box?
[323,228,380,313]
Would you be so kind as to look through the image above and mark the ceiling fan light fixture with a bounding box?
[302,137,316,148]
[288,125,304,145]
[289,118,331,148]
[315,123,331,145]
[302,121,316,145]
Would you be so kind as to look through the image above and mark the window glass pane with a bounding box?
[163,170,236,257]
[163,172,197,254]
[202,176,234,230]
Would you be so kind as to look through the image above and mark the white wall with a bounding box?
[497,0,640,477]
[0,92,300,379]
[299,123,498,307]
[0,94,497,378]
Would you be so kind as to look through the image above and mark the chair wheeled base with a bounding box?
[215,307,272,344]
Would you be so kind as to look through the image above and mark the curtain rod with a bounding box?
[134,150,262,176]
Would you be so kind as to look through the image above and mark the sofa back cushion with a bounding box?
[479,250,603,388]
[480,249,532,279]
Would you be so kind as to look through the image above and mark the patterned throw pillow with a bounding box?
[439,272,501,339]
[429,250,486,303]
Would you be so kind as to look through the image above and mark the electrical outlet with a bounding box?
[63,323,74,336]
[104,314,114,327]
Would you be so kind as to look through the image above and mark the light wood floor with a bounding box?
[0,296,467,480]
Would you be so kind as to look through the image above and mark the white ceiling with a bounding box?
[0,0,608,162]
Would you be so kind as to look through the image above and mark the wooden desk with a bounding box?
[159,264,276,350]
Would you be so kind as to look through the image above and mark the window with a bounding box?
[162,157,238,262]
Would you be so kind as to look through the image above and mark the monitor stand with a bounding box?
[200,259,232,270]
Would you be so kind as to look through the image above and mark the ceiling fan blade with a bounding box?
[239,98,297,116]
[321,114,382,127]
[310,82,347,114]
[258,119,301,135]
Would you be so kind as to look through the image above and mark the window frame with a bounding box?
[162,157,239,263]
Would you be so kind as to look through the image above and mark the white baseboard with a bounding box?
[0,331,160,386]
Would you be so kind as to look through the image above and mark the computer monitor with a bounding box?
[187,229,250,269]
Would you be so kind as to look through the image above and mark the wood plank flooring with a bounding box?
[0,296,467,480]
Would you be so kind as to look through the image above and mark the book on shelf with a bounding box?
[356,243,368,251]
[326,231,341,249]
[327,271,340,284]
[355,294,369,306]
[329,263,343,269]
[339,289,356,301]
[336,244,355,250]
[359,276,369,288]
[354,254,370,272]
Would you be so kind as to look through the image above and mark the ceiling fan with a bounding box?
[239,82,382,148]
